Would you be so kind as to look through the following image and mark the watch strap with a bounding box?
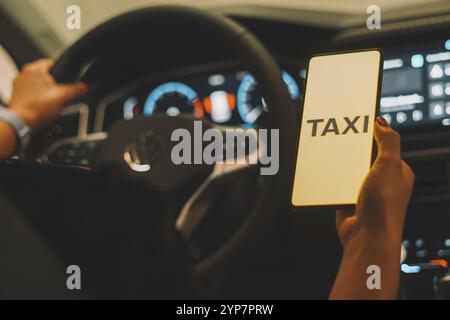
[0,105,31,158]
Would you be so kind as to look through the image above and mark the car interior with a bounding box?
[0,0,450,299]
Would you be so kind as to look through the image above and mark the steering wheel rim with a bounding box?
[51,5,297,279]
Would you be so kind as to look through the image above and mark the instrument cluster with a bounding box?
[94,65,305,132]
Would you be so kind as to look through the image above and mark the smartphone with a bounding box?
[291,49,383,208]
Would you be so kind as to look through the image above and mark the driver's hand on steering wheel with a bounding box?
[9,59,88,132]
[330,116,415,300]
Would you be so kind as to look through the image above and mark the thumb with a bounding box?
[58,82,88,102]
[336,208,355,227]
[373,116,401,158]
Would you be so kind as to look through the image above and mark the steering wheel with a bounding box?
[50,6,296,280]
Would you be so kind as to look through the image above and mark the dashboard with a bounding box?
[94,64,304,132]
[63,38,450,137]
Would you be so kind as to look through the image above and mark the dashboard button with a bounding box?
[416,250,428,258]
[415,239,425,248]
[47,138,104,167]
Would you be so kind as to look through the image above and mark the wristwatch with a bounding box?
[0,105,31,158]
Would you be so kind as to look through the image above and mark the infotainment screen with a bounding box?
[380,39,450,128]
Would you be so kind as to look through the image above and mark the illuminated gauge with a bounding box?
[203,91,236,124]
[123,97,140,120]
[143,82,204,118]
[237,71,300,124]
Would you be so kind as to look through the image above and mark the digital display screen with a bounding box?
[380,39,450,128]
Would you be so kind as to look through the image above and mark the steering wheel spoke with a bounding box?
[175,123,264,240]
[39,133,107,168]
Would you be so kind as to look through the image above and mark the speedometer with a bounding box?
[237,71,300,124]
[143,82,204,118]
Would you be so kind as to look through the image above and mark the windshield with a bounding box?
[23,0,445,45]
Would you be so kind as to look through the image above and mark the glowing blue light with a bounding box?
[236,71,300,124]
[282,71,300,100]
[411,54,424,68]
[143,82,198,116]
[445,39,450,51]
[401,264,421,274]
[123,97,138,120]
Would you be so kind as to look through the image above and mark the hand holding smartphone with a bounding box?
[291,49,383,208]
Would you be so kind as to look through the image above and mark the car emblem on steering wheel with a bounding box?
[123,130,161,173]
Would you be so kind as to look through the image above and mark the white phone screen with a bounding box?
[292,50,382,207]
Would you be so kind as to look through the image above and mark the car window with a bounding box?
[0,44,18,103]
[28,0,448,46]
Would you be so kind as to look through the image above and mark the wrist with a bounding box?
[333,228,402,300]
[8,104,36,130]
[0,105,32,158]
[0,120,18,159]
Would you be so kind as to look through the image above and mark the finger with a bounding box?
[373,116,401,158]
[22,59,54,73]
[59,82,88,102]
[336,208,355,226]
[32,59,54,74]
